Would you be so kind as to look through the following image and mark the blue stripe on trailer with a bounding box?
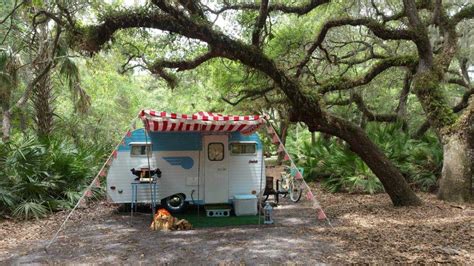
[150,132,202,151]
[118,129,202,151]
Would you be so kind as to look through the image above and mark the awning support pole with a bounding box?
[144,126,155,219]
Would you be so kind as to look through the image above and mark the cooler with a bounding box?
[233,194,258,216]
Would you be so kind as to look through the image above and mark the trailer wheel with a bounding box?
[162,194,187,213]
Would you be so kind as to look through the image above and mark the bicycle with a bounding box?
[263,166,303,203]
[280,166,303,202]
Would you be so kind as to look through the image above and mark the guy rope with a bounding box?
[45,116,140,251]
[264,117,332,227]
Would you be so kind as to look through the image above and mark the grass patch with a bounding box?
[174,206,262,228]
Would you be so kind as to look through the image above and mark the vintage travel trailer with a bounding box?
[106,110,266,212]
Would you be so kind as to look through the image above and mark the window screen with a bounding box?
[230,143,256,155]
[130,145,151,156]
[208,143,224,161]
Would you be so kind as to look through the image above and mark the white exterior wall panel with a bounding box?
[106,129,264,204]
[107,151,202,203]
[228,151,265,197]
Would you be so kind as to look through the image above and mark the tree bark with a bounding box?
[32,24,55,138]
[1,72,12,142]
[1,104,11,142]
[438,133,473,202]
[277,119,289,163]
[33,72,54,138]
[411,65,473,202]
[438,98,474,202]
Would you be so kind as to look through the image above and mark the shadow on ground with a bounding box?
[2,198,334,264]
[1,183,472,264]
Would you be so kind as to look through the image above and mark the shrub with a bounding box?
[292,124,442,194]
[0,135,107,219]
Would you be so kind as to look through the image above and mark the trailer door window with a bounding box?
[230,143,256,155]
[208,143,224,161]
[130,144,152,157]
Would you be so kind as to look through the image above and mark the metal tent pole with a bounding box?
[144,124,155,219]
[197,149,201,218]
[258,135,264,225]
[198,123,203,219]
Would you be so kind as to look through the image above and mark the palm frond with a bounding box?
[12,200,49,220]
[59,57,91,113]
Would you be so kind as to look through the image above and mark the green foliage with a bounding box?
[369,124,442,191]
[294,137,383,194]
[12,201,48,220]
[0,135,107,219]
[293,124,442,194]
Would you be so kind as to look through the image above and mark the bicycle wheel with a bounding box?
[279,176,289,198]
[289,179,303,202]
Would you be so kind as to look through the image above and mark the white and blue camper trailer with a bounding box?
[106,111,266,213]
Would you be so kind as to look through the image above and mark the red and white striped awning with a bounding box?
[139,110,266,135]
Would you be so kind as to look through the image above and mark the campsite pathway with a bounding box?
[1,199,334,264]
[1,184,472,264]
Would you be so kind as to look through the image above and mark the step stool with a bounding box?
[204,205,231,217]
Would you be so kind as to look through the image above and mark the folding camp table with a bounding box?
[131,180,158,217]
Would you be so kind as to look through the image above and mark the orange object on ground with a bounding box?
[156,208,170,217]
[150,208,191,231]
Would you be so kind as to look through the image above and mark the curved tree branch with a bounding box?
[395,70,413,117]
[403,0,433,67]
[210,0,329,16]
[451,4,474,25]
[221,86,275,106]
[351,93,401,123]
[178,0,206,18]
[251,0,269,47]
[150,50,217,72]
[72,7,324,118]
[319,56,417,94]
[296,17,416,77]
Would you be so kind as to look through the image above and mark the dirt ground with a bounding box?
[0,183,472,264]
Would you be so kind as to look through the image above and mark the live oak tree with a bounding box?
[53,0,473,205]
[400,0,473,202]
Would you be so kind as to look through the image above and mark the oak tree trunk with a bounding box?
[413,68,473,203]
[438,99,474,202]
[438,133,473,202]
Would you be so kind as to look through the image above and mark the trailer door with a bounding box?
[204,135,229,203]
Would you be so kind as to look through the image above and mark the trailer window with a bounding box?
[208,143,224,161]
[230,143,256,155]
[130,144,152,157]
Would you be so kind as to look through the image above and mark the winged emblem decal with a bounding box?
[162,156,194,169]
